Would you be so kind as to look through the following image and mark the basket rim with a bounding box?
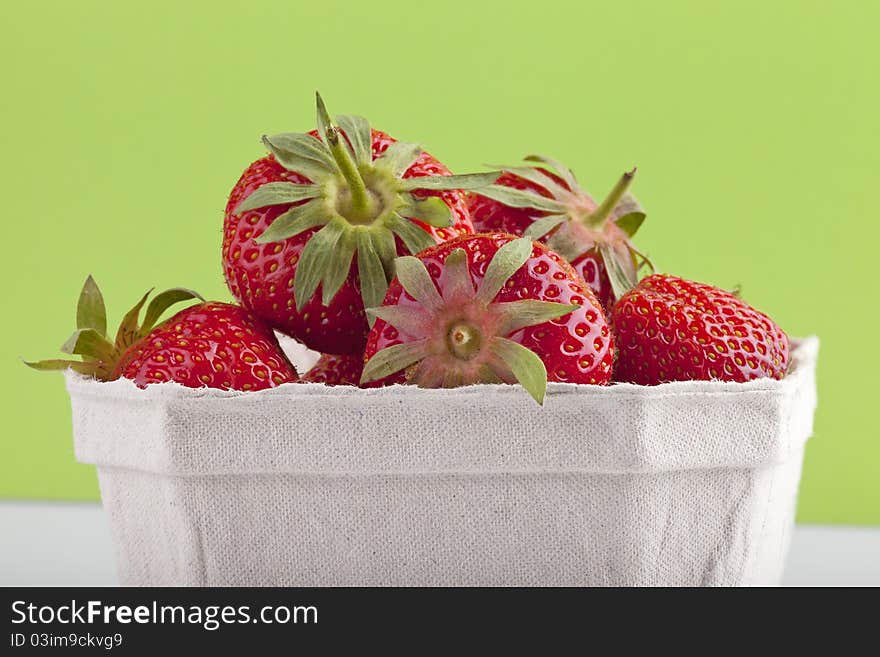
[68,338,818,476]
[65,335,818,403]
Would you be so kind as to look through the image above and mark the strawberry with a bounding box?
[26,277,298,391]
[468,156,649,311]
[611,274,790,385]
[223,93,498,355]
[301,353,364,386]
[361,234,614,404]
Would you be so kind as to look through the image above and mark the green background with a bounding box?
[1,1,876,524]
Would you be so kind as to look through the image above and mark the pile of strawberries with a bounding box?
[31,94,790,404]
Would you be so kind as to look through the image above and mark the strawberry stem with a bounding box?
[447,323,482,360]
[586,168,637,228]
[327,127,377,221]
[316,93,376,223]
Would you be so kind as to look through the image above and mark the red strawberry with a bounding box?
[27,277,297,391]
[223,93,498,355]
[361,234,614,404]
[611,274,790,385]
[468,156,649,311]
[301,353,364,386]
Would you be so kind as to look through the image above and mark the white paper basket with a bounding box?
[67,337,819,586]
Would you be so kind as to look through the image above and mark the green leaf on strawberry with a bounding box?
[469,157,654,311]
[26,278,205,381]
[361,235,615,404]
[224,93,500,350]
[26,278,298,391]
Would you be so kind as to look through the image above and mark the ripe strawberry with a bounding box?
[468,156,649,311]
[611,274,790,385]
[301,353,364,386]
[27,277,298,391]
[361,234,614,404]
[223,93,498,355]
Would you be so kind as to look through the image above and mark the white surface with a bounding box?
[2,501,117,586]
[0,501,877,586]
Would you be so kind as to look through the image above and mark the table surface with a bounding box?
[1,500,877,586]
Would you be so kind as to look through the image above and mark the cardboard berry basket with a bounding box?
[66,336,818,587]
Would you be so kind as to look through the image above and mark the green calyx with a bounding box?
[24,276,204,380]
[479,155,653,299]
[236,91,501,317]
[480,156,645,238]
[361,238,578,405]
